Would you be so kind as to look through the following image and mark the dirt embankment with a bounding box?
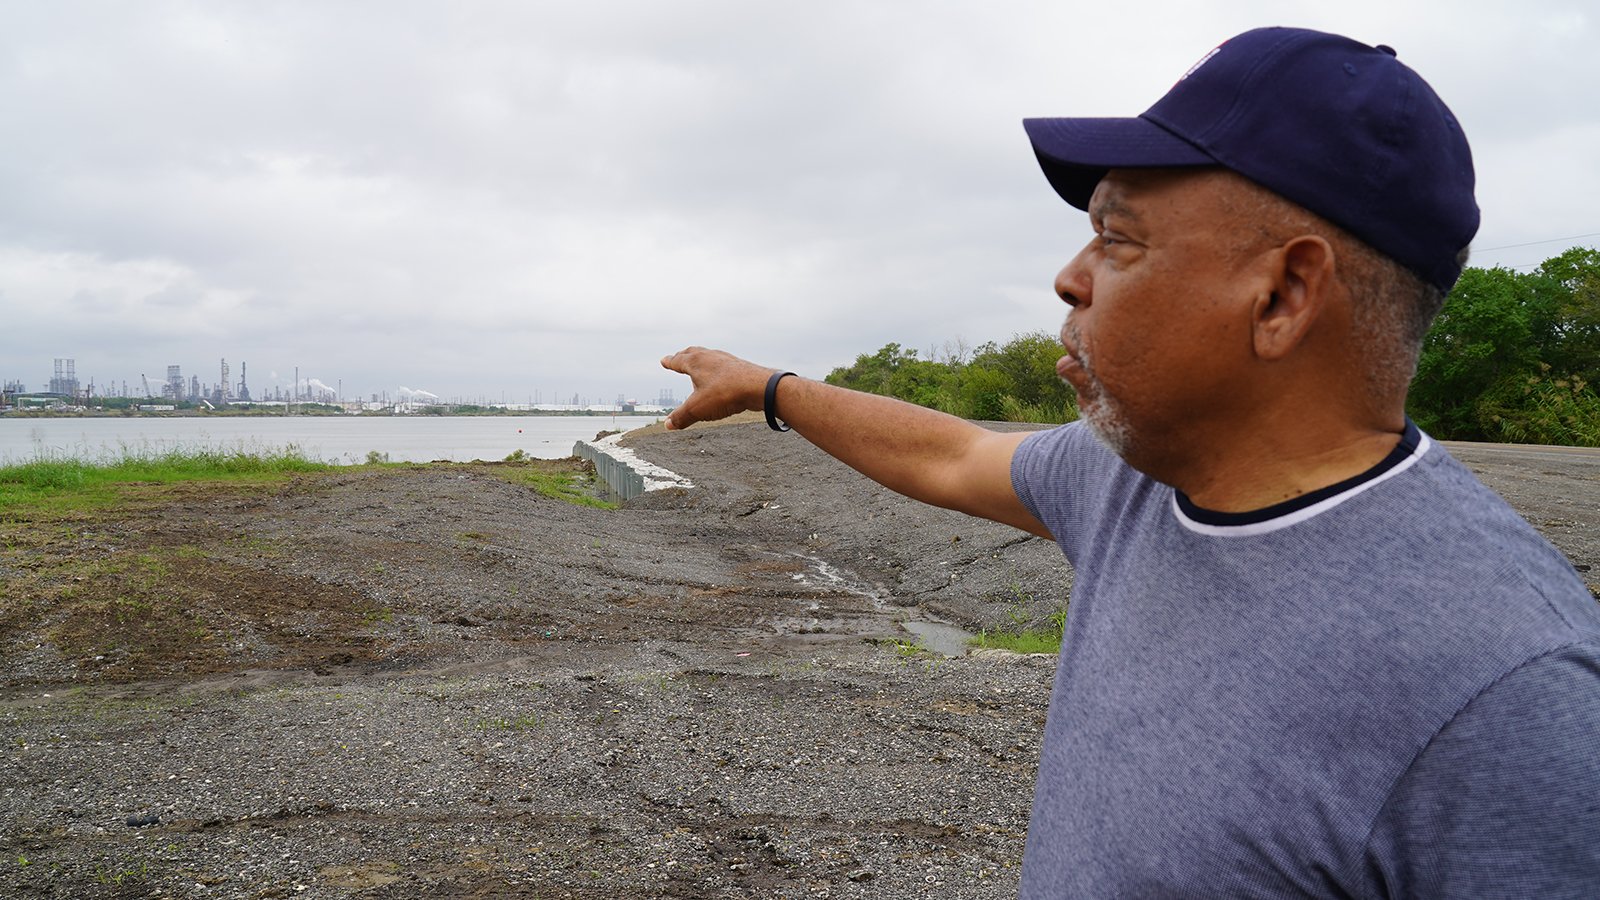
[0,421,1071,899]
[0,421,1594,899]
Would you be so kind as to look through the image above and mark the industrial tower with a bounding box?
[48,358,79,396]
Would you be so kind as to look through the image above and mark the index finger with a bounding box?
[660,347,700,375]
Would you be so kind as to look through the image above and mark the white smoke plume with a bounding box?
[398,385,440,401]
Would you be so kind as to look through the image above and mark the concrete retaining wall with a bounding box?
[573,433,693,502]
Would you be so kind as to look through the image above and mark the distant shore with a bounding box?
[0,407,667,419]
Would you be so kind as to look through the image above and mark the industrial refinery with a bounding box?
[1,357,678,416]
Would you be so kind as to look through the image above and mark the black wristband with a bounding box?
[764,371,796,432]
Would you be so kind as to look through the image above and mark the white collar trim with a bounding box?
[1172,432,1432,537]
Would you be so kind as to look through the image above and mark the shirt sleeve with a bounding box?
[1362,643,1600,898]
[1009,422,1118,563]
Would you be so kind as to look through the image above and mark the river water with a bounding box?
[0,415,661,464]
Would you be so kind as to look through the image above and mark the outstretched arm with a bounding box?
[660,346,1051,539]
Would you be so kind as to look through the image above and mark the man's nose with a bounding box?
[1055,245,1093,308]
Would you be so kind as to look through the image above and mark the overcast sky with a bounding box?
[2,1,1595,404]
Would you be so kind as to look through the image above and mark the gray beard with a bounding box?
[1078,386,1133,457]
[1061,318,1134,457]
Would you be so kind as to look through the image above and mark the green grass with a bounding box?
[508,469,617,510]
[970,608,1067,654]
[891,639,931,658]
[0,448,334,512]
[476,713,543,731]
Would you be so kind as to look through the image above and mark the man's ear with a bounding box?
[1253,235,1335,361]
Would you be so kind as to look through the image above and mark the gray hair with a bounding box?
[1338,235,1454,401]
[1220,172,1455,403]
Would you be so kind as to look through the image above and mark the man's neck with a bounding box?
[1154,420,1407,514]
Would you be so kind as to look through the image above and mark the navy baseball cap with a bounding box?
[1024,27,1479,292]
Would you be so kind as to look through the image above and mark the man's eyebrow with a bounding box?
[1089,196,1139,225]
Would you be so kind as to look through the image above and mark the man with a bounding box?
[662,27,1600,897]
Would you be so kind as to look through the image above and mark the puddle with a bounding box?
[769,615,855,636]
[900,619,975,657]
[777,550,975,656]
[788,552,887,606]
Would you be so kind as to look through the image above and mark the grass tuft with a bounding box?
[970,608,1067,654]
[507,468,617,510]
[0,447,334,512]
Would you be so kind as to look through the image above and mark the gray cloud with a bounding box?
[2,0,1595,399]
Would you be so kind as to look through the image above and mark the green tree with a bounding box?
[825,332,1077,424]
[825,343,921,396]
[886,356,959,411]
[1411,266,1538,438]
[1534,247,1600,379]
[952,364,1013,420]
[973,332,1075,419]
[1410,246,1600,445]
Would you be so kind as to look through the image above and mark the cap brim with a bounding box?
[1023,116,1217,209]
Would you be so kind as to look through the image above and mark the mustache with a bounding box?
[1061,316,1086,367]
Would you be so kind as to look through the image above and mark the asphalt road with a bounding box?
[1443,440,1600,464]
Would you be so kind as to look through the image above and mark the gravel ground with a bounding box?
[1,419,1595,898]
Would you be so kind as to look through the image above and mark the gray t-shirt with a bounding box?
[1010,422,1600,898]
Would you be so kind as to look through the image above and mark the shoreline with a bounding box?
[0,408,669,419]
